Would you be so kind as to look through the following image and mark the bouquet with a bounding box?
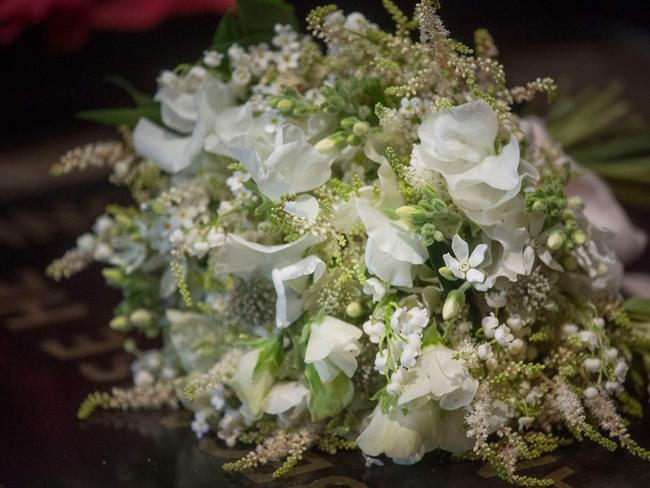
[48,1,650,485]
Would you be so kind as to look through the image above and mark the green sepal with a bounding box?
[304,364,354,421]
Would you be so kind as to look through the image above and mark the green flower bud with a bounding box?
[102,267,123,284]
[110,315,130,331]
[567,196,584,208]
[395,205,417,222]
[315,133,346,154]
[340,117,358,130]
[546,231,565,250]
[345,301,363,318]
[129,308,153,328]
[563,240,575,251]
[438,266,457,281]
[571,229,587,246]
[433,230,444,242]
[352,121,370,137]
[276,98,293,113]
[442,290,464,320]
[561,209,574,221]
[564,219,577,230]
[532,200,546,212]
[346,134,361,146]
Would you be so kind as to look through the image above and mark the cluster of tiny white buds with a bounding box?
[191,410,210,439]
[203,49,224,68]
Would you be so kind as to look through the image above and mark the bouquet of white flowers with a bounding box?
[49,1,650,485]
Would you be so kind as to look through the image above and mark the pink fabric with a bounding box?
[0,0,235,49]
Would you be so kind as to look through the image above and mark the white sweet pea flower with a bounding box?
[216,233,323,328]
[412,100,537,228]
[222,124,332,201]
[304,315,362,383]
[355,198,428,287]
[262,381,310,426]
[271,255,325,328]
[356,401,473,464]
[229,348,275,420]
[443,235,487,284]
[398,344,478,410]
[134,77,236,173]
[356,402,437,465]
[412,101,539,288]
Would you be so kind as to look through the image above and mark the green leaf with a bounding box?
[253,337,283,378]
[77,105,161,128]
[624,298,650,322]
[105,76,153,107]
[304,364,354,421]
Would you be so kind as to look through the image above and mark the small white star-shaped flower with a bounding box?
[443,235,487,283]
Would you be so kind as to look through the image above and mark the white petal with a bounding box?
[442,253,464,279]
[451,234,469,262]
[465,268,485,283]
[283,195,320,224]
[263,381,309,415]
[230,348,274,419]
[156,89,196,134]
[215,233,319,277]
[468,243,488,267]
[133,118,203,173]
[272,255,325,328]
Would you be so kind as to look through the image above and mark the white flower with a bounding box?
[374,349,388,374]
[443,235,487,284]
[412,101,539,288]
[218,408,246,447]
[362,319,385,344]
[356,403,437,464]
[386,368,406,396]
[203,50,223,68]
[482,314,499,338]
[304,315,362,382]
[353,198,428,287]
[231,66,251,86]
[356,401,473,464]
[399,334,422,369]
[363,278,388,303]
[477,343,493,360]
[215,233,323,328]
[134,77,235,173]
[584,386,598,399]
[191,411,210,439]
[344,12,371,33]
[226,171,250,194]
[222,124,332,201]
[485,289,507,308]
[272,24,299,50]
[390,306,429,336]
[271,255,325,328]
[262,381,309,426]
[210,384,228,411]
[398,345,478,410]
[615,361,628,382]
[578,330,598,350]
[229,348,274,420]
[494,324,514,346]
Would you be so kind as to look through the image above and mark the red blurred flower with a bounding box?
[0,0,236,50]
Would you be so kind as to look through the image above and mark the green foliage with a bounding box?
[624,298,650,322]
[212,0,298,53]
[524,177,567,223]
[77,76,160,128]
[320,77,386,122]
[253,337,283,378]
[304,364,354,421]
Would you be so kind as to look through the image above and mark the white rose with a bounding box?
[304,315,362,382]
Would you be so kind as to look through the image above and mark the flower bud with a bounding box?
[546,231,565,250]
[442,290,464,320]
[583,358,601,372]
[571,229,587,246]
[346,301,363,318]
[110,315,130,331]
[352,121,370,136]
[395,205,417,222]
[532,200,546,212]
[438,266,457,281]
[563,255,578,271]
[130,308,153,328]
[102,267,123,284]
[584,386,598,399]
[276,98,293,113]
[567,196,584,208]
[315,133,346,154]
[340,116,358,130]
